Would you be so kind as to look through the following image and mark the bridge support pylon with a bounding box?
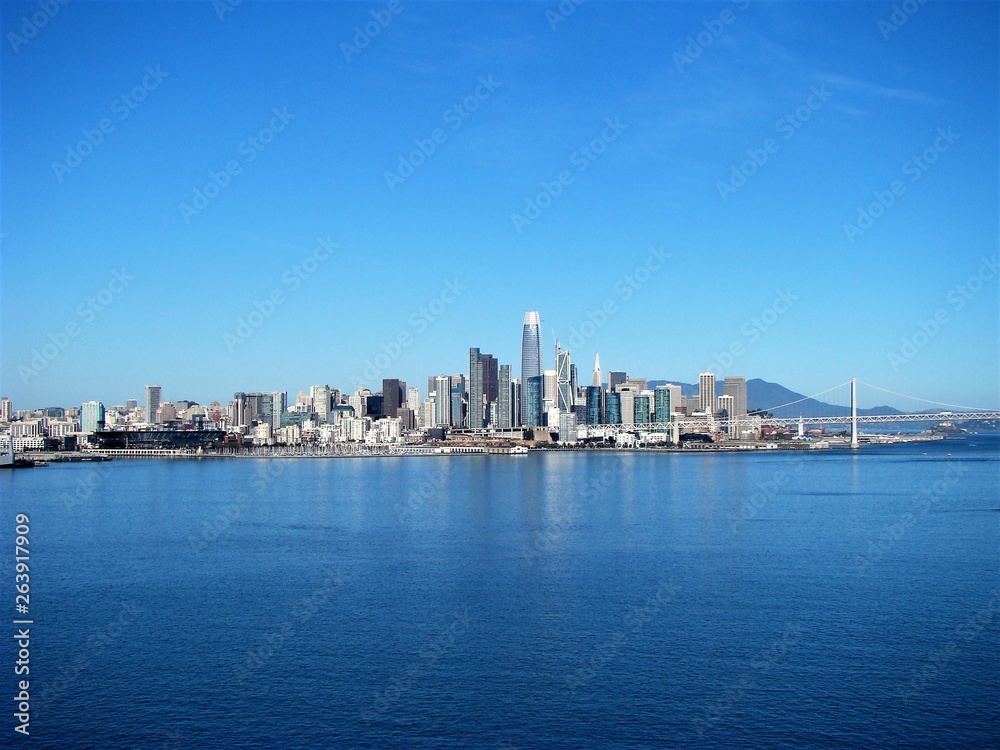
[850,377,859,449]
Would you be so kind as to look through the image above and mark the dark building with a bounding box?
[605,392,622,424]
[365,395,383,418]
[90,430,226,450]
[481,354,499,405]
[382,378,405,418]
[586,386,603,425]
[608,371,628,393]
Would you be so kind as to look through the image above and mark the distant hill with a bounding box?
[646,378,904,417]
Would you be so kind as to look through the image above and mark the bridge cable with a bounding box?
[857,382,993,413]
[760,381,853,414]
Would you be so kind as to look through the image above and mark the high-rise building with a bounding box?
[498,365,512,429]
[125,398,137,411]
[605,392,622,424]
[635,393,652,424]
[618,386,636,425]
[407,386,421,412]
[558,412,578,444]
[481,354,498,406]
[543,369,557,406]
[144,385,161,424]
[311,385,332,423]
[434,375,452,426]
[520,310,543,425]
[469,348,484,429]
[608,371,628,393]
[267,391,286,429]
[723,376,748,421]
[654,386,673,423]
[81,401,105,433]
[510,377,521,428]
[382,379,404,418]
[585,385,603,425]
[699,372,717,414]
[0,397,12,423]
[556,345,573,412]
[592,353,602,387]
[451,381,464,428]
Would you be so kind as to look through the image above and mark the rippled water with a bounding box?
[3,437,998,748]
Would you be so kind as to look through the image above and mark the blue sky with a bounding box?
[2,0,997,411]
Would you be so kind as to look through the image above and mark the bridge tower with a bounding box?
[850,378,859,449]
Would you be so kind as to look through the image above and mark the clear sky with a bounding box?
[2,0,997,411]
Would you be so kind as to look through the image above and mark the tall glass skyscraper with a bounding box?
[555,344,573,412]
[520,311,543,425]
[654,386,673,423]
[585,386,603,425]
[469,348,484,429]
[144,384,161,424]
[498,365,511,429]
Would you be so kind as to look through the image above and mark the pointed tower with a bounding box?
[592,353,602,388]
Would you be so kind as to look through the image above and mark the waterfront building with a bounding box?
[558,412,578,444]
[654,386,673,424]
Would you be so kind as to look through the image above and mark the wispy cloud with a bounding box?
[815,73,943,105]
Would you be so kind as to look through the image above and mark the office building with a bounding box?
[605,392,621,425]
[451,380,464,428]
[510,377,521,428]
[585,385,603,425]
[543,369,557,406]
[618,386,636,425]
[556,345,573,412]
[144,384,161,424]
[699,372,717,414]
[406,386,421,412]
[311,385,332,423]
[481,354,498,406]
[382,378,404,418]
[558,412,578,444]
[723,376,748,421]
[592,353,602,387]
[520,310,543,425]
[1,397,12,423]
[469,348,484,429]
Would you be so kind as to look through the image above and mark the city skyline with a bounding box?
[2,2,997,410]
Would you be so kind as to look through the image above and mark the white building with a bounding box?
[699,372,717,414]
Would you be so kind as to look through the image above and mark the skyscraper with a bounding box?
[543,369,557,405]
[310,385,332,422]
[498,365,511,429]
[433,375,452,426]
[520,310,543,425]
[556,344,573,412]
[654,386,673,423]
[481,354,498,406]
[382,378,403,418]
[144,385,161,424]
[585,386,603,425]
[723,376,748,420]
[592,353,602,387]
[469,348,484,429]
[699,372,717,414]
